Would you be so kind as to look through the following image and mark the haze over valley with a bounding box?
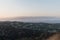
[0,17,60,23]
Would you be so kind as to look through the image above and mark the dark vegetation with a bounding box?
[0,21,60,40]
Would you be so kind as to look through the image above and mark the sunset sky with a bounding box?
[0,0,60,18]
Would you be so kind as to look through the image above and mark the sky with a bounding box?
[0,0,60,18]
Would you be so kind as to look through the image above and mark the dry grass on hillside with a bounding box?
[47,32,60,40]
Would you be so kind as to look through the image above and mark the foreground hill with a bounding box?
[0,21,59,40]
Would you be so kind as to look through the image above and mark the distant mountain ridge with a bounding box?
[0,16,60,23]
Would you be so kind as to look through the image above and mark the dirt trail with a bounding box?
[47,32,60,40]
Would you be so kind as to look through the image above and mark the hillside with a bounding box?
[0,21,59,40]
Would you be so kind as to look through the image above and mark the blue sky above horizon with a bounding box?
[0,0,60,18]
